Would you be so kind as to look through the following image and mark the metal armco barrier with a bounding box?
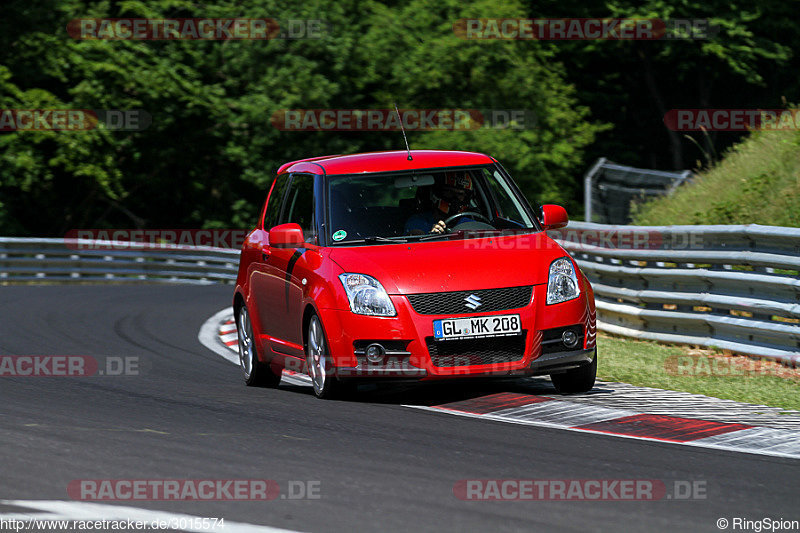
[583,158,692,224]
[549,222,800,365]
[3,227,800,365]
[0,238,240,284]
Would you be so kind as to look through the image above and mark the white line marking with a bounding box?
[198,307,239,365]
[0,500,301,532]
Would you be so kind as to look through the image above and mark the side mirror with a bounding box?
[268,223,305,248]
[541,204,568,230]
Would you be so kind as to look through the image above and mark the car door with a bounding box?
[249,173,291,356]
[260,172,318,357]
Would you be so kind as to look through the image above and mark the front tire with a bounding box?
[237,305,281,388]
[306,314,348,399]
[550,350,597,394]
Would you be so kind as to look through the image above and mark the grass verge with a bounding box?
[596,332,800,412]
[631,127,800,227]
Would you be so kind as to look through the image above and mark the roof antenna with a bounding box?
[394,102,413,160]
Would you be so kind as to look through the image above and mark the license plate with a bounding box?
[433,314,521,340]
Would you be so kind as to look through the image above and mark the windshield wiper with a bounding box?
[416,232,460,242]
[334,235,409,245]
[364,236,409,243]
[414,229,503,242]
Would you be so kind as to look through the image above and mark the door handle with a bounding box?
[261,252,270,262]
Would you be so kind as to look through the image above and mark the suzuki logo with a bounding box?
[464,294,482,310]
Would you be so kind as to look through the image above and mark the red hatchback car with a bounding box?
[233,150,597,399]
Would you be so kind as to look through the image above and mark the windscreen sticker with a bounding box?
[332,230,347,241]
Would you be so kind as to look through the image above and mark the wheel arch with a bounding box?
[233,290,246,320]
[301,303,320,351]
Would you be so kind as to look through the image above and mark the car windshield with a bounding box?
[326,165,538,245]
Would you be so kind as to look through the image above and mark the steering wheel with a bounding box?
[442,211,492,231]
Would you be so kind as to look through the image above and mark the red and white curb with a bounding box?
[200,308,800,460]
[409,393,800,460]
[198,308,310,387]
[218,318,238,348]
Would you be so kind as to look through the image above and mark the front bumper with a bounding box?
[319,284,595,380]
[529,347,596,376]
[333,348,596,380]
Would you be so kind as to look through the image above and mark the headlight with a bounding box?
[338,273,397,316]
[546,257,581,304]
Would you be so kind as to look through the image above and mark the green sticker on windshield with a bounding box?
[332,230,347,241]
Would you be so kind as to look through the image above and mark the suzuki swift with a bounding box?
[233,150,597,399]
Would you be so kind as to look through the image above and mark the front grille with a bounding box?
[426,333,527,367]
[407,286,533,315]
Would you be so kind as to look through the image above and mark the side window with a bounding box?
[280,173,316,242]
[263,175,291,230]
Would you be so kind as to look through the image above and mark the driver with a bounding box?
[405,171,475,235]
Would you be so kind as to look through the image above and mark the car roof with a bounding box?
[277,150,495,176]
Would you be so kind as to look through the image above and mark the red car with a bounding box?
[233,150,597,399]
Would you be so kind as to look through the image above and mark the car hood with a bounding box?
[328,232,568,294]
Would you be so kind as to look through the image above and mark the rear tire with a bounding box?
[237,305,281,388]
[550,350,597,394]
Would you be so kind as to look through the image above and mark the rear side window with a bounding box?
[280,173,316,242]
[263,175,290,230]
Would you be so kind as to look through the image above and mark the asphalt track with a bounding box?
[0,284,797,532]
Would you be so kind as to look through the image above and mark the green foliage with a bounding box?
[0,0,603,235]
[632,128,800,226]
[358,0,606,206]
[1,0,798,234]
[532,0,798,171]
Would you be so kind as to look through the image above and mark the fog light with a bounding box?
[365,343,385,363]
[562,330,579,348]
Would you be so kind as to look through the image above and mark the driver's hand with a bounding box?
[431,220,447,234]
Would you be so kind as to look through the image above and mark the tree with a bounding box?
[529,0,796,170]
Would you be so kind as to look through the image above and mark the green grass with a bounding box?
[597,333,800,412]
[632,127,800,227]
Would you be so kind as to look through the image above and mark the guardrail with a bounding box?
[549,222,800,365]
[583,158,692,224]
[3,226,799,365]
[0,238,239,284]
